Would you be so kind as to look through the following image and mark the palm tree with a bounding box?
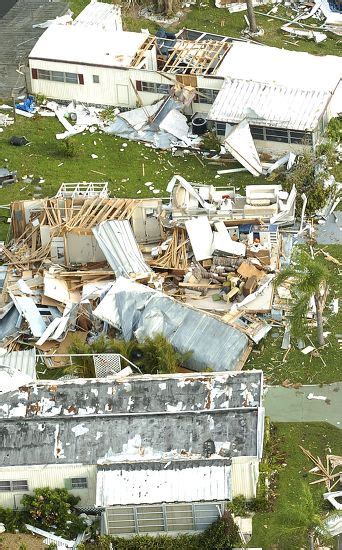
[277,483,333,550]
[275,249,333,347]
[246,0,257,33]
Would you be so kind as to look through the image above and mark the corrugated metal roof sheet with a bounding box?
[94,277,250,372]
[208,78,331,131]
[96,461,232,505]
[92,220,152,278]
[0,348,36,379]
[73,1,122,32]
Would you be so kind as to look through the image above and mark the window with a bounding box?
[11,480,29,491]
[106,502,224,536]
[93,75,100,84]
[215,122,226,136]
[288,130,313,145]
[195,88,219,105]
[265,127,289,143]
[0,481,11,492]
[70,477,88,489]
[65,72,79,84]
[136,80,171,95]
[250,125,265,140]
[0,480,28,492]
[35,69,81,84]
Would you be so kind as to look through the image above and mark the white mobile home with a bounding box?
[0,371,264,536]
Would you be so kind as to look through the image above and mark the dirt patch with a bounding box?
[0,533,45,550]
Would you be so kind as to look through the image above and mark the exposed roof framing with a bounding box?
[131,36,230,75]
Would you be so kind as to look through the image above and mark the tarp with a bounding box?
[93,278,250,372]
[224,119,262,176]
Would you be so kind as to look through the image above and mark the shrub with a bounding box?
[199,131,221,152]
[282,149,336,217]
[59,138,78,158]
[0,506,26,532]
[199,511,241,549]
[326,116,342,144]
[68,334,191,377]
[21,487,86,539]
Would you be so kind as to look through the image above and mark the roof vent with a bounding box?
[203,439,215,458]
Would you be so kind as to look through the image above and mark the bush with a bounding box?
[199,511,240,549]
[81,511,240,550]
[199,131,221,152]
[21,487,86,539]
[68,334,191,377]
[282,150,335,216]
[59,138,78,158]
[326,116,342,144]
[0,506,26,532]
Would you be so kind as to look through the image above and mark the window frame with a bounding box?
[93,74,100,84]
[215,122,227,136]
[36,69,80,85]
[0,480,29,492]
[138,80,171,95]
[195,88,219,105]
[70,477,88,489]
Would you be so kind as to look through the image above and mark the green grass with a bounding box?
[245,245,342,385]
[250,422,342,549]
[0,114,262,240]
[68,0,341,56]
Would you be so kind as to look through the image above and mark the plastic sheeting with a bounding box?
[93,278,250,372]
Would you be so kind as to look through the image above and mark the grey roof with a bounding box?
[93,278,251,372]
[0,371,263,466]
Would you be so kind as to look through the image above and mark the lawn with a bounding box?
[0,114,259,240]
[244,245,342,386]
[250,422,342,549]
[69,0,341,57]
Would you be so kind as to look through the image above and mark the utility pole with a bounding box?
[11,93,16,122]
[246,0,257,33]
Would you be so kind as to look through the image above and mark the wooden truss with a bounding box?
[300,446,342,491]
[131,36,230,75]
[4,197,138,268]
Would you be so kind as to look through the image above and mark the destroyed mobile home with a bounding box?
[0,179,295,373]
[0,370,264,537]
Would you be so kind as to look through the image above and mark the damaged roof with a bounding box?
[208,78,331,131]
[93,278,251,372]
[0,371,263,466]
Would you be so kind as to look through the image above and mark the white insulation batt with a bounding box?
[96,463,232,506]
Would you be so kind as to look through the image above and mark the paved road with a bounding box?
[0,0,17,18]
[264,382,342,428]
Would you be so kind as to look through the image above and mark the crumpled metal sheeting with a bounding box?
[92,220,152,278]
[94,278,250,372]
[0,348,36,379]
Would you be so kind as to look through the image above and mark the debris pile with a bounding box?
[0,176,297,373]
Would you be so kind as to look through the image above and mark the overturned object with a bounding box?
[94,277,251,372]
[9,136,29,146]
